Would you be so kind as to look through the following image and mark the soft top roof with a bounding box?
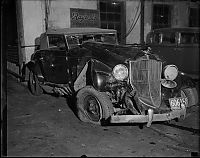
[46,27,117,35]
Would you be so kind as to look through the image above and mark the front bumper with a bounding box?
[110,106,186,127]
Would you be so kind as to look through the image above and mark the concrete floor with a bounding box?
[3,73,200,157]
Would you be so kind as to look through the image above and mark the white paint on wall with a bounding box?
[21,0,45,63]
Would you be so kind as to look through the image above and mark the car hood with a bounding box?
[69,42,161,68]
[79,42,145,68]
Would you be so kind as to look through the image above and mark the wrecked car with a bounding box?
[26,27,199,127]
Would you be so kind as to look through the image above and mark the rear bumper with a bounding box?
[110,107,186,127]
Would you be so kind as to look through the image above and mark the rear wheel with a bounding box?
[76,86,114,125]
[28,71,43,96]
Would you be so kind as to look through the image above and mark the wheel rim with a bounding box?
[83,95,102,122]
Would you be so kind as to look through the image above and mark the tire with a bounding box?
[28,71,43,96]
[76,86,114,125]
[182,87,199,107]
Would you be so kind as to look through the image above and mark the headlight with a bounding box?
[163,65,178,80]
[112,64,128,81]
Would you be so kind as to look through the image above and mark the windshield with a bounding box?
[81,33,117,44]
[66,33,117,50]
[66,35,79,49]
[180,32,199,44]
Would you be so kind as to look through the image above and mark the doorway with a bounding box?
[99,0,126,44]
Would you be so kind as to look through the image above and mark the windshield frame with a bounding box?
[65,32,118,50]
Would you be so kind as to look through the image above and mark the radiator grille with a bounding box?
[129,59,162,108]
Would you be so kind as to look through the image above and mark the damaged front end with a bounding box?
[102,52,189,127]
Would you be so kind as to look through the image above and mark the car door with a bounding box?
[40,35,70,84]
[175,32,199,76]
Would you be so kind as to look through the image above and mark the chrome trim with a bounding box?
[129,59,162,108]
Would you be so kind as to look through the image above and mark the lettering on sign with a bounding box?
[70,8,100,28]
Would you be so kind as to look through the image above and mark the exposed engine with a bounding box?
[105,74,142,115]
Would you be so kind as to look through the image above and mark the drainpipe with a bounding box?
[44,0,49,31]
[140,0,145,47]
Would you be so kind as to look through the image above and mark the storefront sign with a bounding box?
[70,8,100,28]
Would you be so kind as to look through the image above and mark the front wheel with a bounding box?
[76,86,114,125]
[28,71,43,96]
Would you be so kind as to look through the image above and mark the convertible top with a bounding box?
[46,27,117,35]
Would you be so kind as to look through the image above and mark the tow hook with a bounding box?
[147,108,154,127]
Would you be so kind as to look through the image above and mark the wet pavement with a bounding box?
[2,73,200,157]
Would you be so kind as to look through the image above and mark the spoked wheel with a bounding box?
[28,71,43,96]
[76,86,114,125]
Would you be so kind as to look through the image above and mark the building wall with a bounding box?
[126,0,199,44]
[18,0,199,63]
[21,0,98,64]
[21,0,46,63]
[48,0,98,29]
[7,0,198,77]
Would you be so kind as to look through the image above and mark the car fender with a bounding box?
[174,72,196,92]
[74,59,112,92]
[26,60,44,82]
[26,60,35,72]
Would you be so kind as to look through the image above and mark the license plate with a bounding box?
[169,97,188,110]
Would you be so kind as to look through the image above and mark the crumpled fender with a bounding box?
[74,59,112,92]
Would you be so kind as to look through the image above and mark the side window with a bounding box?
[162,32,176,44]
[82,35,95,42]
[94,34,103,42]
[194,33,199,44]
[66,35,79,49]
[180,32,199,44]
[102,34,117,44]
[48,35,66,49]
[153,33,161,44]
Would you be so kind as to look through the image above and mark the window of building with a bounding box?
[189,7,200,27]
[152,4,171,29]
[99,0,125,43]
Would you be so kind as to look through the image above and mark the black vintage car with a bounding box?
[26,27,199,127]
[146,27,199,80]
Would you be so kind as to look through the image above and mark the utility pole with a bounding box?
[140,0,145,46]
